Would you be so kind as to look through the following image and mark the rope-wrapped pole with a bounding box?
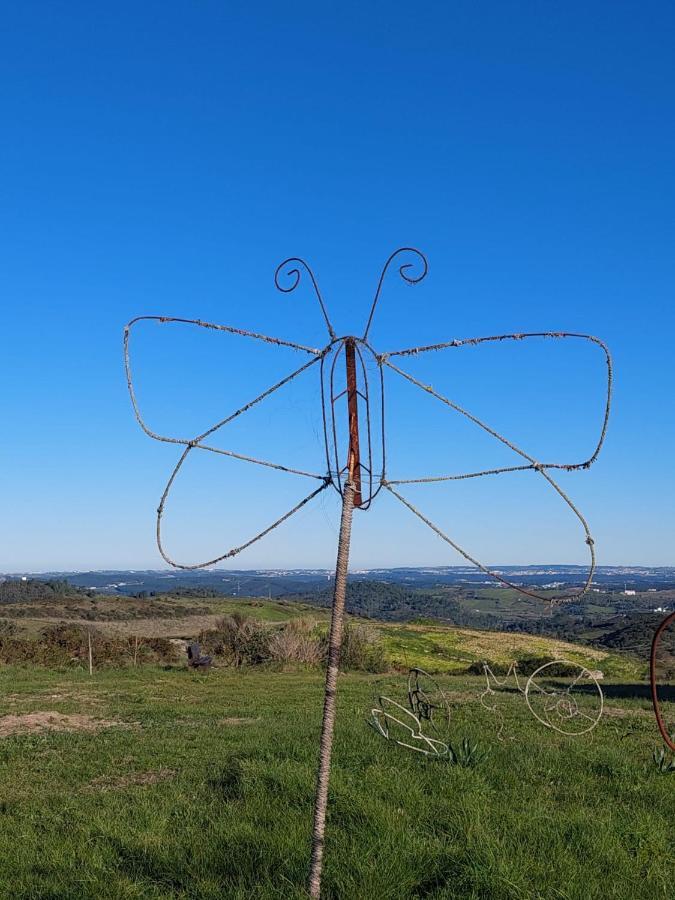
[308,479,355,898]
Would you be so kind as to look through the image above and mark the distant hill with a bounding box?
[280,580,497,628]
[1,574,671,666]
[0,578,92,604]
[4,565,675,596]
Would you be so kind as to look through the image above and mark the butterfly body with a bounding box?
[322,336,383,510]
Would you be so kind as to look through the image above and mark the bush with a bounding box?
[197,615,389,672]
[0,623,178,669]
[515,655,581,677]
[466,656,583,678]
[0,620,18,638]
[466,660,511,676]
[267,619,324,668]
[339,624,388,673]
[199,613,271,667]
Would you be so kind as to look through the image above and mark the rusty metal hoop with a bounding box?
[650,610,675,751]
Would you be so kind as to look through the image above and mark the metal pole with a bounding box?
[308,479,355,898]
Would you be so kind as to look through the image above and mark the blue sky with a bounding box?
[1,2,674,571]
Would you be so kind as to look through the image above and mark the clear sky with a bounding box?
[1,2,674,572]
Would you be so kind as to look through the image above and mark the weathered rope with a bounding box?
[371,329,610,603]
[382,331,611,477]
[157,474,330,570]
[308,480,355,899]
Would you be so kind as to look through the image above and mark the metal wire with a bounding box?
[525,662,604,736]
[479,663,525,742]
[368,667,451,757]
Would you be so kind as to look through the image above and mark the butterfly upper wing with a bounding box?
[124,315,323,450]
[381,332,611,479]
[124,314,332,569]
[375,331,611,602]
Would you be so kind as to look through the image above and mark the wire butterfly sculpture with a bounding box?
[124,247,612,897]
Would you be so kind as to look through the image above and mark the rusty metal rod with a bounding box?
[345,338,363,507]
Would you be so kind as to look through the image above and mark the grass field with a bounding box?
[0,664,672,899]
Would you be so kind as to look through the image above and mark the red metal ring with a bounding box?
[650,610,675,751]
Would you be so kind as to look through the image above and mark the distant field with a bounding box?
[0,593,644,681]
[0,665,672,898]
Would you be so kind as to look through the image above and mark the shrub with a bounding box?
[466,659,511,676]
[339,624,387,673]
[199,613,271,667]
[267,619,324,668]
[515,655,581,676]
[0,623,178,669]
[0,620,18,637]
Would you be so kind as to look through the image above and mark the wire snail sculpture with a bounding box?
[124,247,612,897]
[480,660,604,738]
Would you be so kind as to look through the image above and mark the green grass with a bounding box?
[376,621,642,680]
[0,665,672,898]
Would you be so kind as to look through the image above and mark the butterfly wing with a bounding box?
[124,314,331,569]
[376,331,612,602]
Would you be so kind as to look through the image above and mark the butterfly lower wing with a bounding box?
[384,475,595,603]
[156,448,329,569]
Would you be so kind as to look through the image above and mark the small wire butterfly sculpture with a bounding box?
[124,247,611,599]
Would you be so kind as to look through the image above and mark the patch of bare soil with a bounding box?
[219,717,259,726]
[3,691,105,712]
[0,711,130,737]
[87,768,176,791]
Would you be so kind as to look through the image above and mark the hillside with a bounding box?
[0,583,643,679]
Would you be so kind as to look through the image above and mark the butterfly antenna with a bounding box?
[275,257,336,340]
[362,247,428,341]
